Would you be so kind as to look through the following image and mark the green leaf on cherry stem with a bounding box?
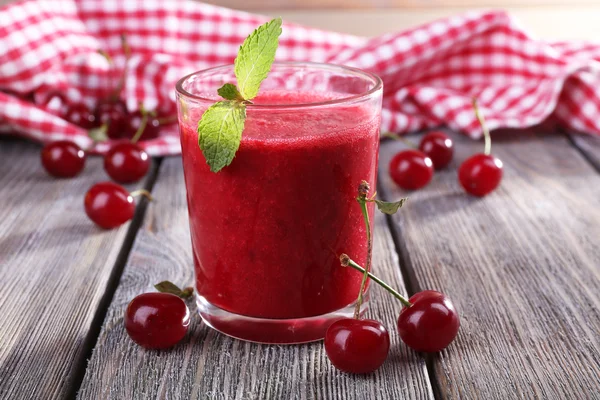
[88,124,108,142]
[373,198,407,215]
[154,281,194,298]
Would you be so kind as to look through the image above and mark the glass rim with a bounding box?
[175,61,383,110]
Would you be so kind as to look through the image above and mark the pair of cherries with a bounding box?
[41,139,149,183]
[388,100,503,197]
[324,257,460,374]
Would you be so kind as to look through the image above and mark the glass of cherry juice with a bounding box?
[176,62,383,344]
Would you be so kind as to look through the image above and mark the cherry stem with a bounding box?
[130,189,153,201]
[381,132,417,148]
[130,103,149,144]
[97,49,113,64]
[472,98,491,156]
[341,254,412,308]
[353,180,373,319]
[181,287,194,298]
[110,34,131,103]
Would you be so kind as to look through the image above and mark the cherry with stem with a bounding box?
[84,182,153,229]
[103,103,152,183]
[458,99,503,197]
[340,254,460,353]
[324,181,391,375]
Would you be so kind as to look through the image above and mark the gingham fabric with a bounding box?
[1,0,599,155]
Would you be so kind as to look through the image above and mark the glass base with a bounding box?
[196,289,370,344]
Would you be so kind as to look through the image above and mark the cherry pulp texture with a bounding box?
[104,142,150,183]
[125,292,190,349]
[458,154,503,197]
[325,318,390,374]
[41,141,86,178]
[389,150,434,190]
[96,100,128,139]
[419,131,453,170]
[65,104,96,129]
[84,182,135,229]
[398,290,460,352]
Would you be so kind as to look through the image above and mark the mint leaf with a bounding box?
[218,83,243,101]
[234,17,282,100]
[198,101,246,172]
[374,198,407,215]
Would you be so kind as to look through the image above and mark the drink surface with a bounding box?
[180,90,380,319]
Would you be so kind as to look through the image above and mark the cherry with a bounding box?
[95,100,128,139]
[389,150,434,190]
[84,182,137,229]
[41,141,86,178]
[458,99,503,197]
[127,111,161,140]
[125,292,190,349]
[104,141,150,183]
[325,318,390,374]
[419,131,453,170]
[397,290,460,353]
[459,154,503,197]
[65,104,96,129]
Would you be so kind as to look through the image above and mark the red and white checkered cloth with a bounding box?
[1,0,600,155]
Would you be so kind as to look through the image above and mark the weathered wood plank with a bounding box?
[379,130,600,399]
[78,157,433,400]
[569,133,600,172]
[0,139,154,399]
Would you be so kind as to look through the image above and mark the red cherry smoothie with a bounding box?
[179,90,380,319]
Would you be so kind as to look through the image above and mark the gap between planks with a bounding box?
[0,140,156,400]
[64,158,163,398]
[379,128,600,399]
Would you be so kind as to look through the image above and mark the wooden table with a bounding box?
[1,127,599,399]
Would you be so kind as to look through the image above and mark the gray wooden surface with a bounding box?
[570,133,600,172]
[2,129,600,399]
[76,157,434,400]
[0,140,154,399]
[379,130,600,399]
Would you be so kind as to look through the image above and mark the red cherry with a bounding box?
[125,292,190,349]
[65,104,96,129]
[389,150,434,190]
[398,290,460,352]
[127,111,161,140]
[84,182,135,229]
[418,131,453,170]
[458,154,503,197]
[104,142,150,183]
[324,318,390,374]
[41,141,86,178]
[96,100,128,139]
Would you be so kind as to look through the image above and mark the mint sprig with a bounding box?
[197,18,283,172]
